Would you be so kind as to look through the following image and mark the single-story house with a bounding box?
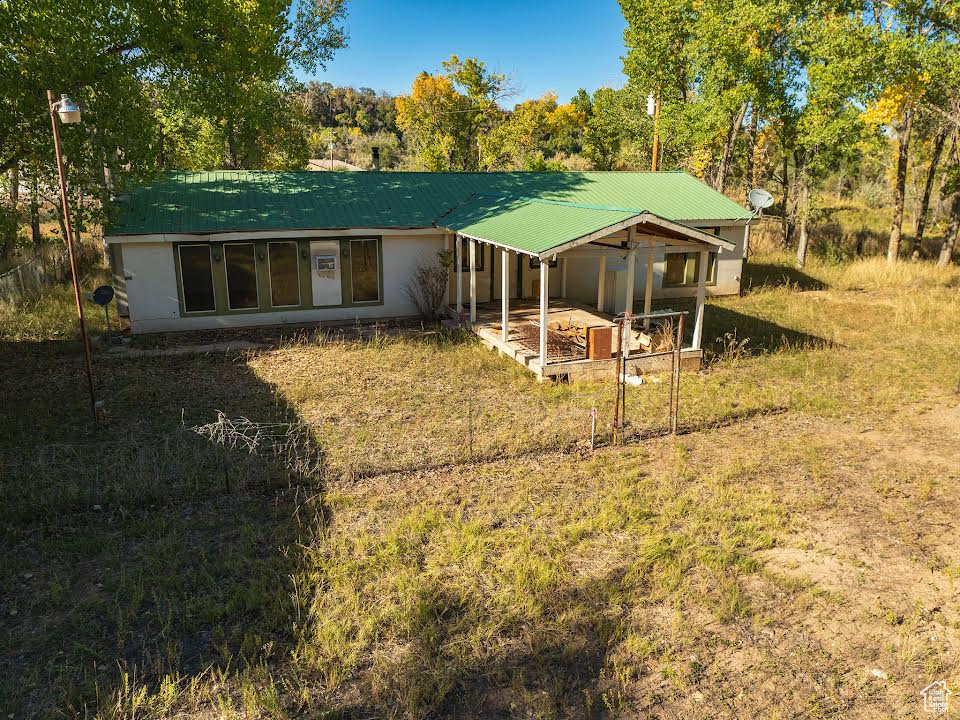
[105,171,753,379]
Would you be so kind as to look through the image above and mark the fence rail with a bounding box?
[0,255,51,301]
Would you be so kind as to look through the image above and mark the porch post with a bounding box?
[560,257,568,298]
[539,258,549,364]
[455,235,463,315]
[596,254,606,312]
[469,237,477,324]
[625,246,637,315]
[692,248,709,350]
[501,248,509,343]
[643,240,654,330]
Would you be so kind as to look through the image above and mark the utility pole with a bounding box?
[48,90,97,421]
[649,92,661,172]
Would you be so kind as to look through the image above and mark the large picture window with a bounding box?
[663,251,717,287]
[224,243,259,310]
[268,242,300,307]
[178,244,215,313]
[350,239,380,303]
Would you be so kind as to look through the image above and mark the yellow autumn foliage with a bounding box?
[860,74,930,126]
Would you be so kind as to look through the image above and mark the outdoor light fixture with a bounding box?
[54,94,82,124]
[47,89,97,421]
[646,93,656,117]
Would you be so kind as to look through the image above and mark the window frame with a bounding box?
[349,238,382,304]
[223,242,260,311]
[176,243,217,314]
[267,241,302,308]
[460,237,485,272]
[662,250,718,288]
[528,256,559,269]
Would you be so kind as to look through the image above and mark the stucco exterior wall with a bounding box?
[114,233,446,333]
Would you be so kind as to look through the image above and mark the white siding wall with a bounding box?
[117,233,445,334]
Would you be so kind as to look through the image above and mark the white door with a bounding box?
[310,240,342,306]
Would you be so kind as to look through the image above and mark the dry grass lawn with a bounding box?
[0,254,958,718]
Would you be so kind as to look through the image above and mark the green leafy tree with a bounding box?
[395,56,510,171]
[0,0,347,247]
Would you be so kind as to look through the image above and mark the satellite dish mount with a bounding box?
[748,188,775,216]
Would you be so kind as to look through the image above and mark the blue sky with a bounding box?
[300,0,629,104]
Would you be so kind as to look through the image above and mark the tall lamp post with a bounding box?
[647,91,661,172]
[47,90,97,421]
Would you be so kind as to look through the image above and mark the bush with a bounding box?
[404,249,451,320]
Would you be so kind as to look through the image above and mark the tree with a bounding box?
[833,1,960,263]
[479,93,586,170]
[395,56,510,171]
[0,0,347,246]
[620,0,804,189]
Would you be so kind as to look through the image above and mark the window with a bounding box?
[224,243,259,310]
[529,256,559,269]
[178,244,215,313]
[268,242,300,307]
[459,237,484,272]
[350,239,380,302]
[663,251,717,288]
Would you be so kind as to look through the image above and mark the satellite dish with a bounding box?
[748,188,774,211]
[91,285,115,307]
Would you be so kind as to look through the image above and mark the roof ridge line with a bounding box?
[473,193,645,214]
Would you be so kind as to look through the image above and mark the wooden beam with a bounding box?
[501,249,509,343]
[643,240,654,330]
[692,248,709,350]
[625,245,637,315]
[455,234,462,314]
[469,237,477,324]
[597,254,606,312]
[539,260,549,365]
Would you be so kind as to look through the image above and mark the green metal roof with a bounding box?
[107,171,752,238]
[441,196,641,256]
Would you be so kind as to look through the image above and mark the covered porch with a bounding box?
[440,196,734,382]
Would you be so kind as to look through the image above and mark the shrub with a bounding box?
[404,249,451,320]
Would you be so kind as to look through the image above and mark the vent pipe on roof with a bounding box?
[371,146,380,171]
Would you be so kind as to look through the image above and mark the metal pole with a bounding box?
[671,313,684,434]
[612,318,623,445]
[48,90,97,421]
[651,92,661,172]
[621,316,628,437]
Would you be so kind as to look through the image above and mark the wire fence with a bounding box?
[0,255,48,301]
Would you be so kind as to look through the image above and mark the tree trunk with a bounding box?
[795,178,810,268]
[887,109,913,263]
[30,173,41,252]
[227,124,238,169]
[716,101,749,192]
[909,129,947,260]
[745,108,758,192]
[9,164,18,204]
[781,152,791,248]
[938,190,960,267]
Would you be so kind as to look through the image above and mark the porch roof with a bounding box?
[439,196,736,258]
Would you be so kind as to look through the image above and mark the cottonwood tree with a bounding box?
[830,0,960,263]
[0,0,347,246]
[619,0,804,190]
[395,56,511,171]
